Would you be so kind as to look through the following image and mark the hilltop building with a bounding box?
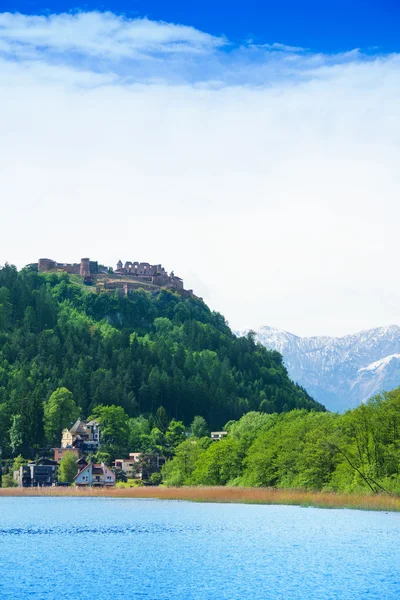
[38,257,98,282]
[36,257,196,296]
[113,260,184,291]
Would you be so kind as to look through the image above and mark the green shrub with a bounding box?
[116,478,145,488]
[149,472,162,485]
[2,473,17,488]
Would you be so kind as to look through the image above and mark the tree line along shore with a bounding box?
[4,387,400,499]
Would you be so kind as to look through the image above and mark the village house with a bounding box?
[74,462,116,487]
[210,431,228,441]
[113,453,166,481]
[14,458,58,487]
[53,447,79,463]
[114,458,136,479]
[60,419,100,453]
[76,457,88,471]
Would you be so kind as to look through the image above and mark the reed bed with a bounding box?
[1,486,400,511]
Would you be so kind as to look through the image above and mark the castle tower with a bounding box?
[80,258,90,278]
[38,258,56,273]
[117,260,123,271]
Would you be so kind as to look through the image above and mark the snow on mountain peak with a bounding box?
[242,324,400,412]
[358,354,400,374]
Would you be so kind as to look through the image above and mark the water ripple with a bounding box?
[0,523,208,536]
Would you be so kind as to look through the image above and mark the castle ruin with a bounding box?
[38,257,98,283]
[37,257,194,296]
[114,260,184,291]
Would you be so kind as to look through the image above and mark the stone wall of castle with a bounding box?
[115,260,184,291]
[115,261,167,277]
[38,258,98,276]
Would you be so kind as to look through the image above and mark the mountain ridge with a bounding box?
[238,324,400,411]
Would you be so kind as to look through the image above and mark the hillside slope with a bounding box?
[0,265,324,456]
[243,325,400,411]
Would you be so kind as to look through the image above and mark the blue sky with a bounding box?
[3,0,400,53]
[1,2,400,335]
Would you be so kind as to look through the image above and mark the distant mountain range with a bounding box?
[237,325,400,412]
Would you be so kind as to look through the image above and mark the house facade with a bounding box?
[131,453,166,480]
[114,458,136,478]
[210,431,228,441]
[61,419,100,453]
[14,458,58,487]
[54,447,79,463]
[74,463,116,487]
[113,453,166,480]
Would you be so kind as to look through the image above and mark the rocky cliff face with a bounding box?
[238,325,400,412]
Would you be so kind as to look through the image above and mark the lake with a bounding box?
[1,498,399,599]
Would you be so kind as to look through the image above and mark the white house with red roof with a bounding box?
[74,462,116,487]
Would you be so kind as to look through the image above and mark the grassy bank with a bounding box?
[1,486,400,511]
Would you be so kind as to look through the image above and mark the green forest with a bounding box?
[0,264,322,459]
[163,388,400,494]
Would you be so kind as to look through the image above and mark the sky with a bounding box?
[1,2,400,337]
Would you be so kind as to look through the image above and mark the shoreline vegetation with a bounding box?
[1,487,400,512]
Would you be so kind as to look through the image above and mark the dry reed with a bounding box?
[1,486,400,511]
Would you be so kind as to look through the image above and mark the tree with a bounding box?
[154,406,169,433]
[190,415,209,438]
[58,451,78,483]
[94,450,112,465]
[191,437,246,486]
[114,468,127,482]
[44,388,79,446]
[90,405,130,459]
[129,416,151,452]
[149,472,162,485]
[145,427,166,454]
[162,438,211,486]
[9,415,23,455]
[0,403,11,456]
[0,286,12,331]
[2,473,17,488]
[12,454,27,471]
[165,420,186,455]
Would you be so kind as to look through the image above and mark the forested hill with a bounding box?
[0,264,324,454]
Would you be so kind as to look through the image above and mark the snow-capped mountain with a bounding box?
[238,325,400,412]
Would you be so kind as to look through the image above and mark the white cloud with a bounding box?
[253,42,306,52]
[0,11,395,87]
[1,11,400,336]
[0,12,226,60]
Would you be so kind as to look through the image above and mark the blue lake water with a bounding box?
[1,498,400,600]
